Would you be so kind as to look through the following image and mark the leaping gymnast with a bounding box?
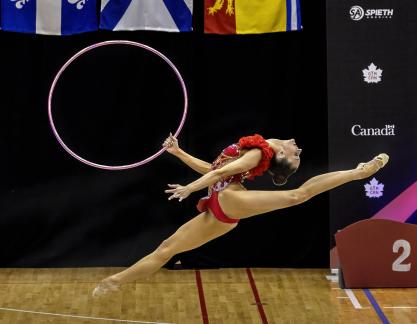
[92,133,388,296]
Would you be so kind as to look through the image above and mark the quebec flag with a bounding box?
[100,0,192,32]
[1,0,98,35]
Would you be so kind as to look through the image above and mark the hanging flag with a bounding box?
[100,0,192,32]
[204,0,302,34]
[1,0,98,35]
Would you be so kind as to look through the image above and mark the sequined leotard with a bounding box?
[196,134,274,224]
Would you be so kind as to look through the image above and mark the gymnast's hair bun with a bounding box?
[272,174,288,186]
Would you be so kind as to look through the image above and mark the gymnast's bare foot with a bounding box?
[356,153,389,179]
[92,275,121,298]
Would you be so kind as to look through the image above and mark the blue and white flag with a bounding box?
[1,0,98,35]
[100,0,192,32]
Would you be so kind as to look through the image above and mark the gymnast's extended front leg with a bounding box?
[298,153,389,198]
[219,154,389,218]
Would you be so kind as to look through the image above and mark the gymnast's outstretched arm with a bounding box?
[165,148,262,201]
[163,133,212,174]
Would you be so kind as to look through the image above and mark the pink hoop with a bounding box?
[48,40,188,170]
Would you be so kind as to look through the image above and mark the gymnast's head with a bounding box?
[266,138,301,186]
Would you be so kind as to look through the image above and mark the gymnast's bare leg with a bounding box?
[218,154,388,219]
[92,210,237,296]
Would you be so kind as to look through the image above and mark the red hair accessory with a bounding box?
[238,134,275,179]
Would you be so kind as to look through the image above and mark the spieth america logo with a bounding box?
[350,6,394,20]
[351,125,395,136]
[363,63,382,84]
[365,178,384,198]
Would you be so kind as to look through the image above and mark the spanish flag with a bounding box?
[204,0,302,34]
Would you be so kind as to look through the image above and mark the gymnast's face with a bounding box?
[267,138,302,170]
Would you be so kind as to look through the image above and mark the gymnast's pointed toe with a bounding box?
[374,153,389,168]
[92,278,121,298]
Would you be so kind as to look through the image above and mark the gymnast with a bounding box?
[92,133,388,296]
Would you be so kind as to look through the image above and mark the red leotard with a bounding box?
[196,134,274,224]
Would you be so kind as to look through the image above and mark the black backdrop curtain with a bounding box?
[0,0,328,268]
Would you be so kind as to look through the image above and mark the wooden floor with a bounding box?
[0,268,416,324]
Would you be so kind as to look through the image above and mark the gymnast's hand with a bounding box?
[162,133,180,155]
[165,184,191,202]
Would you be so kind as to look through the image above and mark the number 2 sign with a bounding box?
[336,219,417,288]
